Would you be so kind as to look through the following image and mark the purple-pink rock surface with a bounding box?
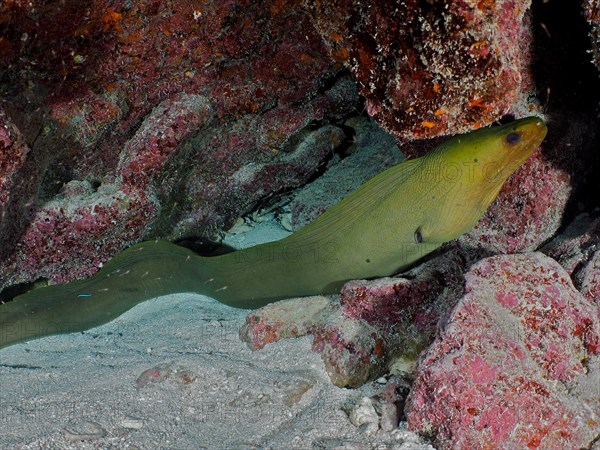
[305,0,539,140]
[406,252,599,449]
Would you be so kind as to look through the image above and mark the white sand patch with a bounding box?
[0,293,431,448]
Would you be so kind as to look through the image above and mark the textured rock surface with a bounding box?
[305,0,540,140]
[0,90,356,289]
[0,110,38,261]
[240,295,336,352]
[586,0,600,72]
[542,211,600,302]
[406,252,600,449]
[576,250,600,303]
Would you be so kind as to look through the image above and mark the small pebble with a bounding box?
[63,421,106,441]
[120,416,145,429]
[349,396,379,436]
[391,422,435,449]
[380,401,399,432]
[280,213,294,231]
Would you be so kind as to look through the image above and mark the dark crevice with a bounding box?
[335,123,358,157]
[0,278,47,304]
[586,433,600,450]
[530,0,600,228]
[0,364,45,370]
[175,238,236,256]
[89,178,102,192]
[314,68,353,95]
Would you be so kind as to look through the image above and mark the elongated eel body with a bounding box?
[0,117,547,349]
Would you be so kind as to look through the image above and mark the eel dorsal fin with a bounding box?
[288,157,423,246]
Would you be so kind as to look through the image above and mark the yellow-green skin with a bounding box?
[0,117,547,349]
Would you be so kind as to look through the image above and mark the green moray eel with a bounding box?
[0,117,547,349]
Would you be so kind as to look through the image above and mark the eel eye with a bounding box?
[414,228,423,244]
[506,132,521,145]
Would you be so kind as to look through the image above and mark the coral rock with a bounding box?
[406,252,600,449]
[305,0,540,140]
[312,314,388,388]
[541,211,600,302]
[240,295,336,351]
[0,110,38,261]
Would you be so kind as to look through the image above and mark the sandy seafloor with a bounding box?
[0,218,435,449]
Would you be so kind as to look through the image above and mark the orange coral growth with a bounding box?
[469,97,486,108]
[330,32,343,42]
[102,9,122,32]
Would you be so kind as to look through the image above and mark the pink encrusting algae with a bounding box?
[405,252,599,449]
